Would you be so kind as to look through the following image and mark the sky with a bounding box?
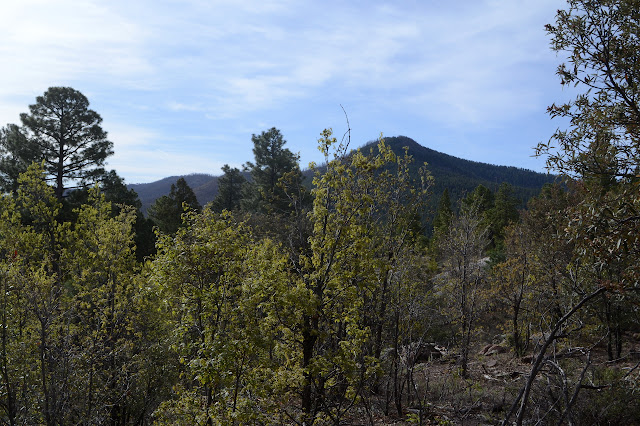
[0,0,573,184]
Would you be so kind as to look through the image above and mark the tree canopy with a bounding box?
[148,177,201,234]
[3,5,640,421]
[243,127,302,213]
[0,124,38,194]
[210,164,246,212]
[2,87,114,199]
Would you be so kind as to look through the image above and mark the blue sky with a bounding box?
[0,0,571,184]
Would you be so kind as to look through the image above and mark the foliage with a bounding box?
[0,164,167,424]
[2,87,114,199]
[150,209,305,424]
[429,188,453,258]
[498,2,640,422]
[62,170,156,260]
[242,127,304,213]
[540,0,640,284]
[298,129,432,422]
[0,124,38,194]
[209,164,246,212]
[148,177,201,234]
[436,202,489,378]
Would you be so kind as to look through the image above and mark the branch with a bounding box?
[502,286,607,426]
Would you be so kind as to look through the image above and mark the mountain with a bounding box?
[375,136,555,209]
[129,174,220,213]
[129,136,556,214]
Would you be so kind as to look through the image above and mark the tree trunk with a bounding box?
[301,314,318,424]
[502,286,606,426]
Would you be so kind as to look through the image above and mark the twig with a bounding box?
[502,286,607,426]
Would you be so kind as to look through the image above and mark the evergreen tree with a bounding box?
[0,124,38,194]
[489,183,520,234]
[430,188,454,259]
[100,170,143,211]
[148,177,201,234]
[2,87,114,199]
[242,127,301,213]
[486,182,520,261]
[432,188,453,236]
[60,170,156,260]
[210,165,246,212]
[461,184,494,215]
[99,170,156,259]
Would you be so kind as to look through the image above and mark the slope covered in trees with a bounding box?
[127,173,224,213]
[363,136,556,212]
[130,136,554,215]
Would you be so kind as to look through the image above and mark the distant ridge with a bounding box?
[129,136,555,214]
[129,174,220,213]
[377,136,555,208]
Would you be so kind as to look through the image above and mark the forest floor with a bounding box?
[343,338,640,425]
[369,348,524,425]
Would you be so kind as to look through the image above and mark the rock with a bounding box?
[414,343,444,363]
[401,342,447,364]
[479,344,493,355]
[481,344,508,356]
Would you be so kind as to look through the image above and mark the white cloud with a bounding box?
[0,0,569,181]
[108,130,226,183]
[166,102,205,112]
[0,0,155,102]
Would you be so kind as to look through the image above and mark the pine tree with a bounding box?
[0,124,38,194]
[210,165,246,212]
[242,128,301,213]
[2,87,114,199]
[148,177,201,234]
[432,189,453,235]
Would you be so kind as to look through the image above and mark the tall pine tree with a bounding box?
[1,87,114,199]
[242,128,301,213]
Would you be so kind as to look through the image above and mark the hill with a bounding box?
[129,173,220,213]
[129,136,555,214]
[376,136,555,209]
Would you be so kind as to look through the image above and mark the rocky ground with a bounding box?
[339,338,640,425]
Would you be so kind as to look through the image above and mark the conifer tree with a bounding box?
[210,165,246,212]
[148,177,201,234]
[0,124,38,194]
[1,87,114,199]
[242,127,301,213]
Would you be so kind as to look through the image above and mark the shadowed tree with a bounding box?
[148,177,201,234]
[0,124,39,194]
[5,87,114,199]
[210,165,246,212]
[430,188,454,256]
[242,127,302,213]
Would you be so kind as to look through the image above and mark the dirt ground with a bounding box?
[342,340,640,425]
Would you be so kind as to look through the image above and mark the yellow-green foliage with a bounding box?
[151,209,306,424]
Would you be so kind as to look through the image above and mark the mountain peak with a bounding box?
[130,136,555,213]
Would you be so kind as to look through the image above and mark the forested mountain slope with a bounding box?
[377,136,556,210]
[130,136,554,213]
